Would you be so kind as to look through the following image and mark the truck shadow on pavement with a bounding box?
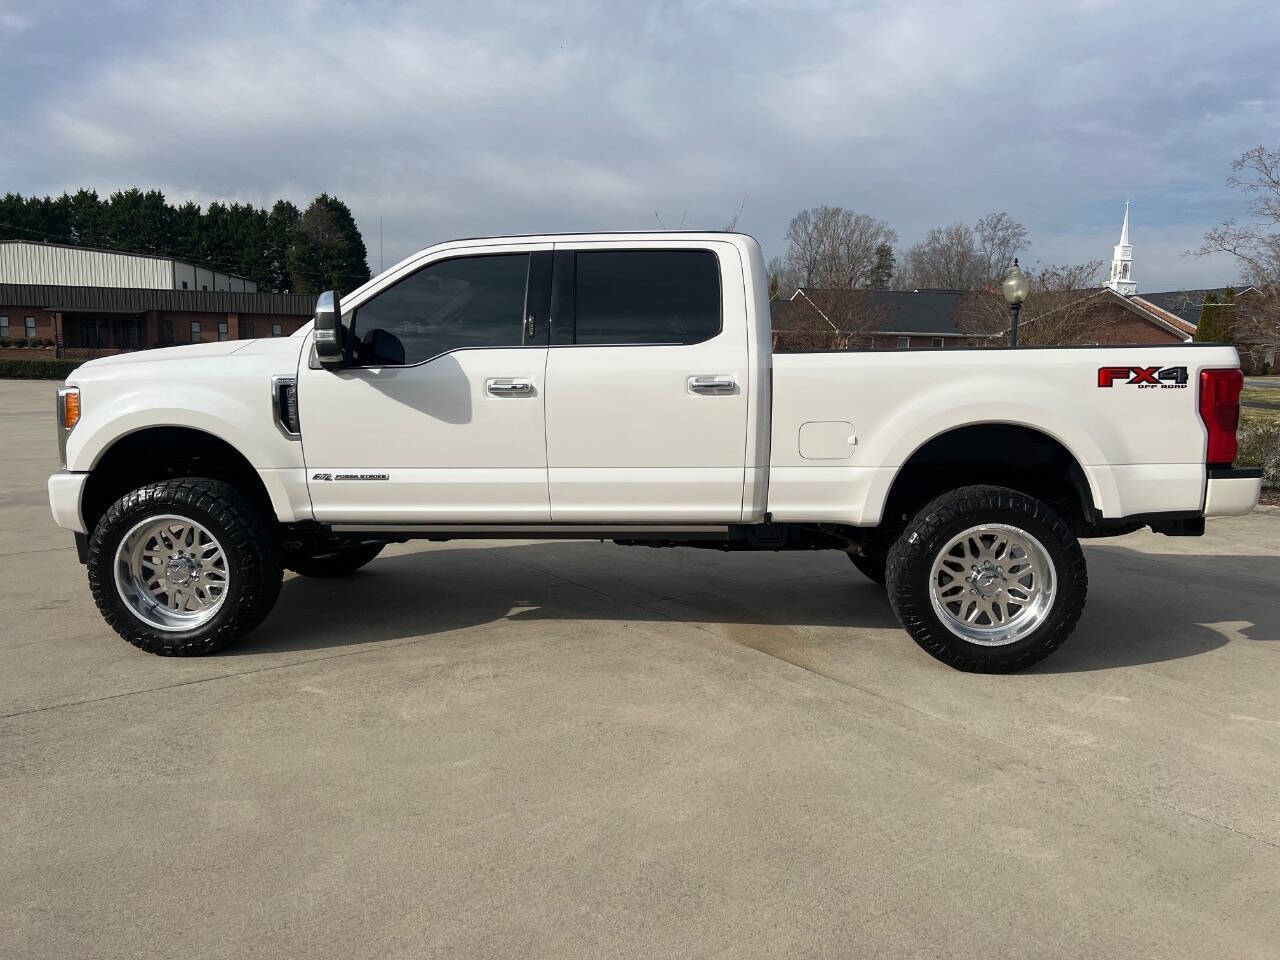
[232,540,1279,674]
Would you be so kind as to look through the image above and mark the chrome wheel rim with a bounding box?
[113,514,230,632]
[928,523,1056,646]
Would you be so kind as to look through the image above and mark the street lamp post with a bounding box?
[1001,258,1030,348]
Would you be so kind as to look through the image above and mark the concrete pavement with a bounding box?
[2,378,1278,959]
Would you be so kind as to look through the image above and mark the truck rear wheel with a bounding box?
[86,478,282,656]
[846,548,886,586]
[285,543,384,578]
[885,485,1087,672]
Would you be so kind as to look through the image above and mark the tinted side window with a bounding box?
[573,250,720,345]
[352,253,529,365]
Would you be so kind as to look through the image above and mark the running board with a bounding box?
[328,523,734,540]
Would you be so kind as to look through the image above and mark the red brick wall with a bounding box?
[1074,301,1184,345]
[0,305,56,344]
[236,313,310,339]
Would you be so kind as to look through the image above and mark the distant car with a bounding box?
[48,232,1261,670]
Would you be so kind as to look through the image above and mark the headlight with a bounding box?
[56,386,79,466]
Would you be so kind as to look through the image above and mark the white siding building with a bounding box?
[0,241,257,293]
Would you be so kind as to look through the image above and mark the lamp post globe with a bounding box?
[1002,258,1030,347]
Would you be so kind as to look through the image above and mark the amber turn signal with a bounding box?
[61,388,80,430]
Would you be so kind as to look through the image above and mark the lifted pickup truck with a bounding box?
[48,232,1261,671]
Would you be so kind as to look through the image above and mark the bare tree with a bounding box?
[783,206,898,289]
[1194,145,1280,365]
[766,254,797,298]
[774,288,889,351]
[975,212,1030,284]
[958,260,1106,346]
[899,222,981,289]
[899,213,1030,290]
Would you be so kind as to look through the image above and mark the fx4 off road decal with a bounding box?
[311,472,389,481]
[1097,365,1189,389]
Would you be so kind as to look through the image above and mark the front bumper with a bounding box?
[48,470,90,534]
[1205,467,1263,517]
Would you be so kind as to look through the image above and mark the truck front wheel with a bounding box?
[86,478,283,656]
[885,485,1087,672]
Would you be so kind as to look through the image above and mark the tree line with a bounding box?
[767,204,1093,295]
[770,145,1280,362]
[0,188,371,294]
[768,204,1107,349]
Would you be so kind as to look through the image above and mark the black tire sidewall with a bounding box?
[847,549,887,586]
[87,479,281,655]
[886,486,1087,671]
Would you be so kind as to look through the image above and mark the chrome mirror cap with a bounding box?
[313,290,343,368]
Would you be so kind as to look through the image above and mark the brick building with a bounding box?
[770,285,1195,352]
[770,204,1226,352]
[0,241,315,357]
[0,283,317,356]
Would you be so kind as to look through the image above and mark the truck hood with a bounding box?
[70,336,303,378]
[74,340,252,370]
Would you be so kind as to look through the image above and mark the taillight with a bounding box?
[1198,368,1242,466]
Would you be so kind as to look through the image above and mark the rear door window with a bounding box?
[570,249,720,346]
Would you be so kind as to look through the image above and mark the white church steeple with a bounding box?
[1106,201,1137,296]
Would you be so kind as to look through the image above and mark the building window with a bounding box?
[896,336,910,349]
[242,321,255,339]
[25,317,36,339]
[271,323,283,337]
[201,284,208,291]
[182,281,189,289]
[931,337,944,349]
[217,321,229,342]
[190,321,201,342]
[0,316,8,339]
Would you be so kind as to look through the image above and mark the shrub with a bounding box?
[1237,418,1280,487]
[0,358,80,379]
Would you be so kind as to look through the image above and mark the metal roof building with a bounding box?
[0,246,311,357]
[0,240,258,293]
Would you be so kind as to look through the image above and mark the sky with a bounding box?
[2,0,1278,292]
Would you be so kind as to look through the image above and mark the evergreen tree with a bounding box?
[265,200,301,292]
[1194,289,1237,343]
[66,189,106,246]
[0,187,369,291]
[1194,293,1220,342]
[170,201,204,263]
[287,194,371,294]
[869,242,895,290]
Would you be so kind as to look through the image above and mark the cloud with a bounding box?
[2,0,1278,290]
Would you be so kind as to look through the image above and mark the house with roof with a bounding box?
[770,205,1270,359]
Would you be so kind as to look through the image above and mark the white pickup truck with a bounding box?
[48,232,1261,671]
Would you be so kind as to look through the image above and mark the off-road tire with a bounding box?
[885,485,1087,672]
[285,543,384,578]
[847,548,887,586]
[87,478,282,656]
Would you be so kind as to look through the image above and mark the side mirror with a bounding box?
[313,290,344,369]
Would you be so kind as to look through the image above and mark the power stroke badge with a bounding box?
[312,473,390,481]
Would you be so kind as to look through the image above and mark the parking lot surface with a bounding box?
[3,378,1279,959]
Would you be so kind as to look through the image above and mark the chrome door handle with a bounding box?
[486,378,533,396]
[688,375,737,395]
